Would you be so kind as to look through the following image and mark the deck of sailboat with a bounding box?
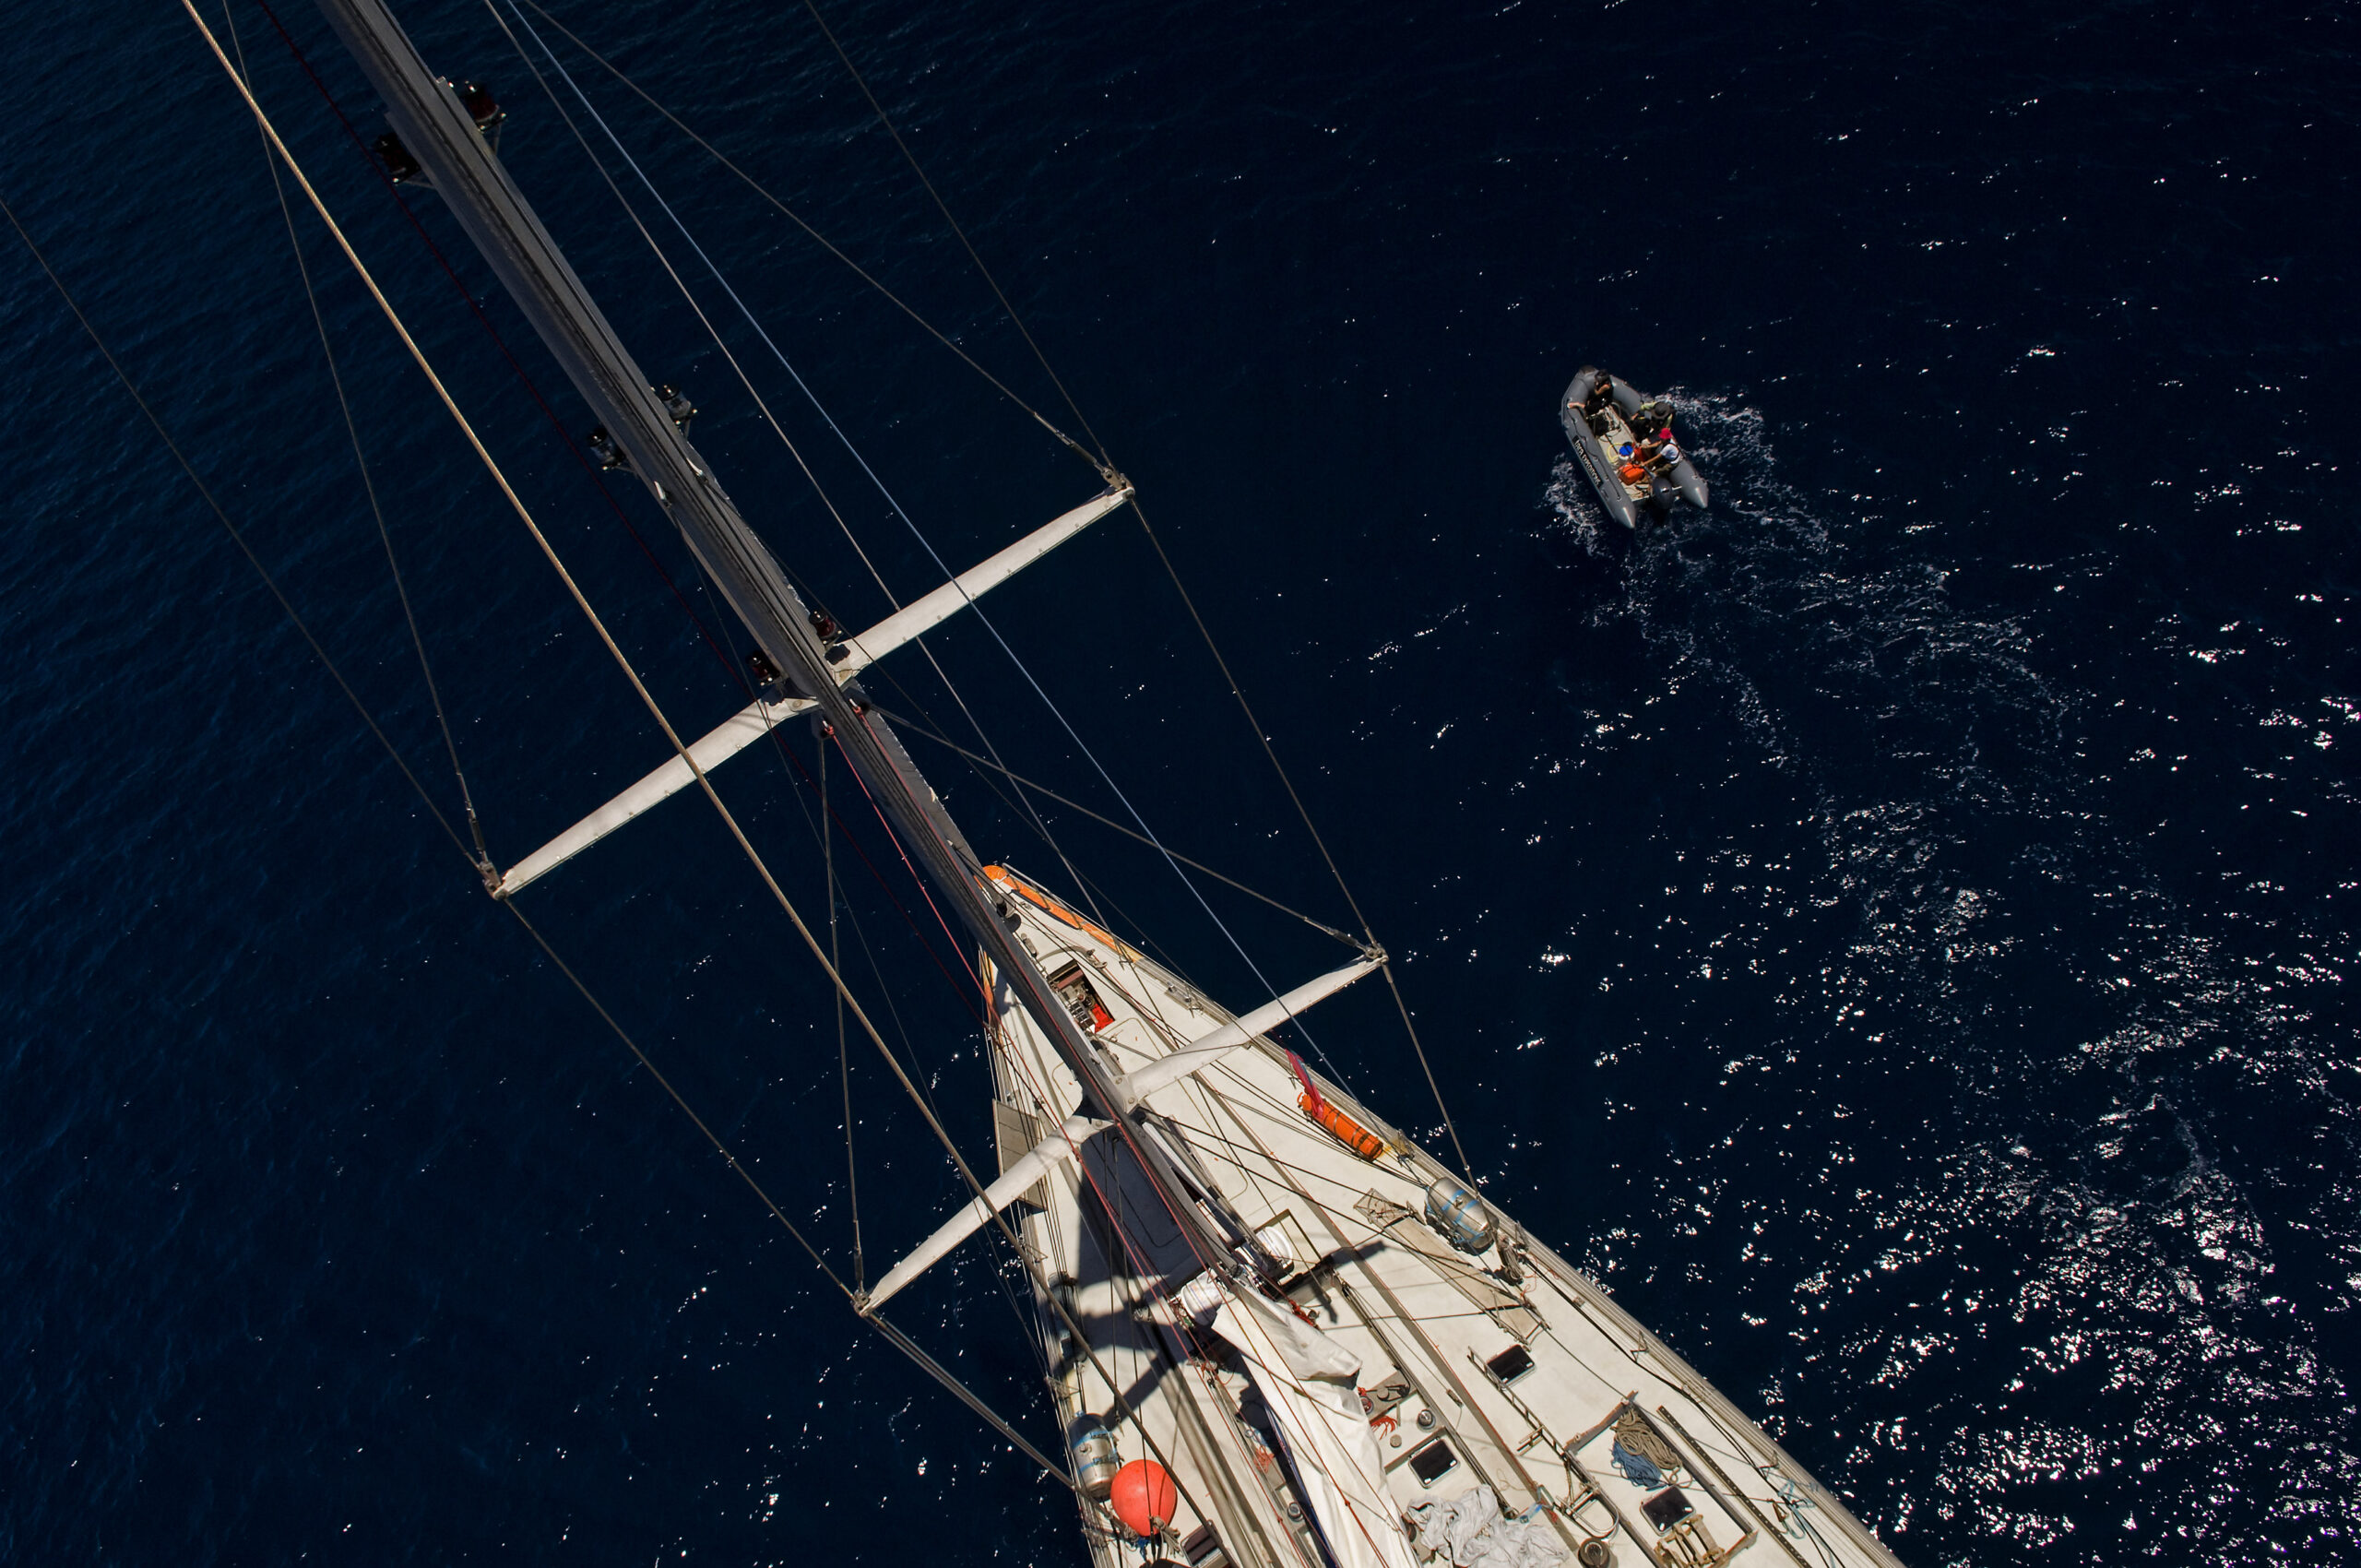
[968,868,1900,1568]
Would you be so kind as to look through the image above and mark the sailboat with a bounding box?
[168,2,1909,1563]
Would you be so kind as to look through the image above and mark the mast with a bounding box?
[310,0,1240,1286]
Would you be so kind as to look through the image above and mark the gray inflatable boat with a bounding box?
[1558,366,1709,528]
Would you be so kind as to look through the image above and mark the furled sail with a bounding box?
[1200,1283,1419,1568]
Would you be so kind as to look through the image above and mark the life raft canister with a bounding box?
[1423,1176,1499,1254]
[1071,1417,1121,1501]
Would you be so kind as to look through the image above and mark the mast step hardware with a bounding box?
[809,610,850,664]
[746,647,804,701]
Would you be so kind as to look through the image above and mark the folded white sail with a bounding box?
[1205,1285,1419,1568]
[498,486,1131,896]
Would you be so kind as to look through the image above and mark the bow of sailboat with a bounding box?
[967,864,1905,1568]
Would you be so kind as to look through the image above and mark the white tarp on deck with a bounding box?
[1406,1484,1567,1568]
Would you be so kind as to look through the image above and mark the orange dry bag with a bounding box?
[1286,1051,1387,1160]
[1302,1094,1388,1160]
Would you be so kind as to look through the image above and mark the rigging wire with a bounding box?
[0,188,472,872]
[768,0,1479,1179]
[480,0,897,617]
[1130,493,1477,1180]
[512,0,1109,480]
[821,738,863,1289]
[491,0,931,615]
[789,0,1111,472]
[221,0,492,877]
[185,20,1203,1511]
[865,678,1198,985]
[16,42,1078,1503]
[878,706,1365,949]
[501,896,1074,1494]
[821,779,1050,1375]
[750,691,1046,1368]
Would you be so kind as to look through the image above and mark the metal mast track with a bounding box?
[309,0,1240,1283]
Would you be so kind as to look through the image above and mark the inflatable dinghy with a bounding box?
[1558,366,1709,528]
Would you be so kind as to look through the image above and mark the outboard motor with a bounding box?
[1070,1415,1121,1501]
[1424,1176,1497,1254]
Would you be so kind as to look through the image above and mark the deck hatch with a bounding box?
[1406,1437,1459,1487]
[1642,1487,1696,1531]
[1047,962,1113,1032]
[1485,1344,1535,1384]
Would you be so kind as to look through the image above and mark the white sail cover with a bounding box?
[1205,1287,1418,1568]
[1407,1485,1566,1568]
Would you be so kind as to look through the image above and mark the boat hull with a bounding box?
[1559,367,1710,528]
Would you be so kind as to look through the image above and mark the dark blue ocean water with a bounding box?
[4,0,2355,1562]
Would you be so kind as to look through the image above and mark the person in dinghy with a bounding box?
[1556,365,1710,528]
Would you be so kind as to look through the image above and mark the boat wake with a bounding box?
[1535,391,2360,1560]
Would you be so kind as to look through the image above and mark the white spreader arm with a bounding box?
[832,485,1132,676]
[497,486,1132,896]
[863,1111,1111,1313]
[1112,954,1383,1107]
[497,692,818,894]
[861,953,1381,1313]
